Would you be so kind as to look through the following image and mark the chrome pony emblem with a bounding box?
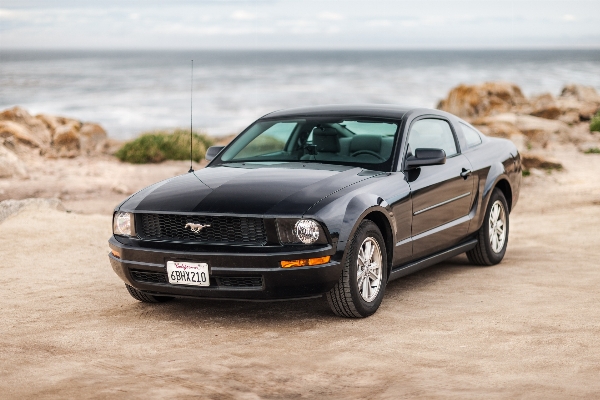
[185,222,211,233]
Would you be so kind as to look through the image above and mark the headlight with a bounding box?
[113,212,133,236]
[293,219,320,244]
[276,218,327,245]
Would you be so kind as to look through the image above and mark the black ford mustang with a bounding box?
[109,105,521,317]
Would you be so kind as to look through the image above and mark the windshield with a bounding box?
[218,118,400,170]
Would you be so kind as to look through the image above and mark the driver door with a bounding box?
[405,118,475,259]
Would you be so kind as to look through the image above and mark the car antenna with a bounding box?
[188,59,194,173]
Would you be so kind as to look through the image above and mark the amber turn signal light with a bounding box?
[280,256,330,268]
[111,249,121,259]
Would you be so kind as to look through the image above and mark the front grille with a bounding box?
[216,276,263,288]
[130,269,167,284]
[130,268,263,289]
[137,214,267,245]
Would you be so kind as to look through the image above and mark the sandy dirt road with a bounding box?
[1,150,600,399]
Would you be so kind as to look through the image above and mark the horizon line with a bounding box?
[3,46,600,52]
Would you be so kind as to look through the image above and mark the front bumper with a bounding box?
[108,236,343,300]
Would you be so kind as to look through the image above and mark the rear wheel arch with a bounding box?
[494,179,513,212]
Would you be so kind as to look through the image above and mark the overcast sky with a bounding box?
[1,0,599,49]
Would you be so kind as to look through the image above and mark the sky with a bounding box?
[0,0,599,49]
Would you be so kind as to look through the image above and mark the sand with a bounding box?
[1,149,599,399]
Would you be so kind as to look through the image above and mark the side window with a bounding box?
[407,119,457,157]
[460,123,483,148]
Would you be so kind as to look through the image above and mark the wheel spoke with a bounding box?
[362,275,370,298]
[369,268,379,281]
[357,268,366,284]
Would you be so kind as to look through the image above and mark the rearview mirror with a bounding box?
[205,146,225,162]
[405,148,446,169]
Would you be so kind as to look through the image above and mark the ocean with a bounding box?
[1,49,599,139]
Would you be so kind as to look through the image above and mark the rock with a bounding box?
[0,107,52,147]
[50,122,81,158]
[79,123,108,154]
[527,93,561,120]
[531,106,562,120]
[0,145,27,178]
[0,198,65,224]
[473,113,571,149]
[0,120,45,149]
[560,84,600,104]
[437,82,527,118]
[521,154,563,170]
[557,85,600,121]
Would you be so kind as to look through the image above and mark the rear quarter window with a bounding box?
[460,123,483,148]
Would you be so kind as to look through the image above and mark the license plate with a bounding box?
[166,261,210,287]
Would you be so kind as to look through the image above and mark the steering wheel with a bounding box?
[351,150,385,161]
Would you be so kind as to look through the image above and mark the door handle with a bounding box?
[460,168,472,179]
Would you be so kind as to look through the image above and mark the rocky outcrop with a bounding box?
[437,82,527,119]
[0,107,110,159]
[439,82,600,154]
[0,107,113,178]
[438,82,600,172]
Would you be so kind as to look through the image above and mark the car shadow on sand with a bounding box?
[122,253,478,324]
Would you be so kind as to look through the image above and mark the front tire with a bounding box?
[467,188,509,266]
[125,284,174,303]
[326,220,387,318]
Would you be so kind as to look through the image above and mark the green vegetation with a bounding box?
[590,110,600,132]
[522,169,531,177]
[115,129,214,164]
[584,147,600,154]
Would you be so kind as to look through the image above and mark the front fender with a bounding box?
[308,191,394,272]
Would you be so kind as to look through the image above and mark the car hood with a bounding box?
[120,163,382,216]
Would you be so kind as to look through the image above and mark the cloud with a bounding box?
[0,8,18,19]
[317,12,344,21]
[366,19,392,27]
[563,14,576,21]
[231,10,256,20]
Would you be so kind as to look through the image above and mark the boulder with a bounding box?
[0,120,45,149]
[526,93,555,117]
[0,145,27,178]
[0,107,51,146]
[560,84,600,104]
[473,113,571,149]
[0,198,65,224]
[79,123,108,154]
[49,122,81,158]
[437,82,527,118]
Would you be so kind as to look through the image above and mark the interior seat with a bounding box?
[313,127,341,154]
[350,135,382,159]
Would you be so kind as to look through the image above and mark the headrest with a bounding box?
[350,135,382,153]
[313,127,340,153]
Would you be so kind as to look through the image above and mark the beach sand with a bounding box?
[1,149,599,398]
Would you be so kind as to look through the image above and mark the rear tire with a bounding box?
[125,284,174,303]
[467,188,509,266]
[326,220,387,318]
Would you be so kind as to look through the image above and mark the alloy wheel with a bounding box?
[357,237,383,302]
[489,200,507,253]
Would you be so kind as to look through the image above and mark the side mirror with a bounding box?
[205,146,225,162]
[405,148,446,169]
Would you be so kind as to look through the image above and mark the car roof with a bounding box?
[261,104,417,120]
